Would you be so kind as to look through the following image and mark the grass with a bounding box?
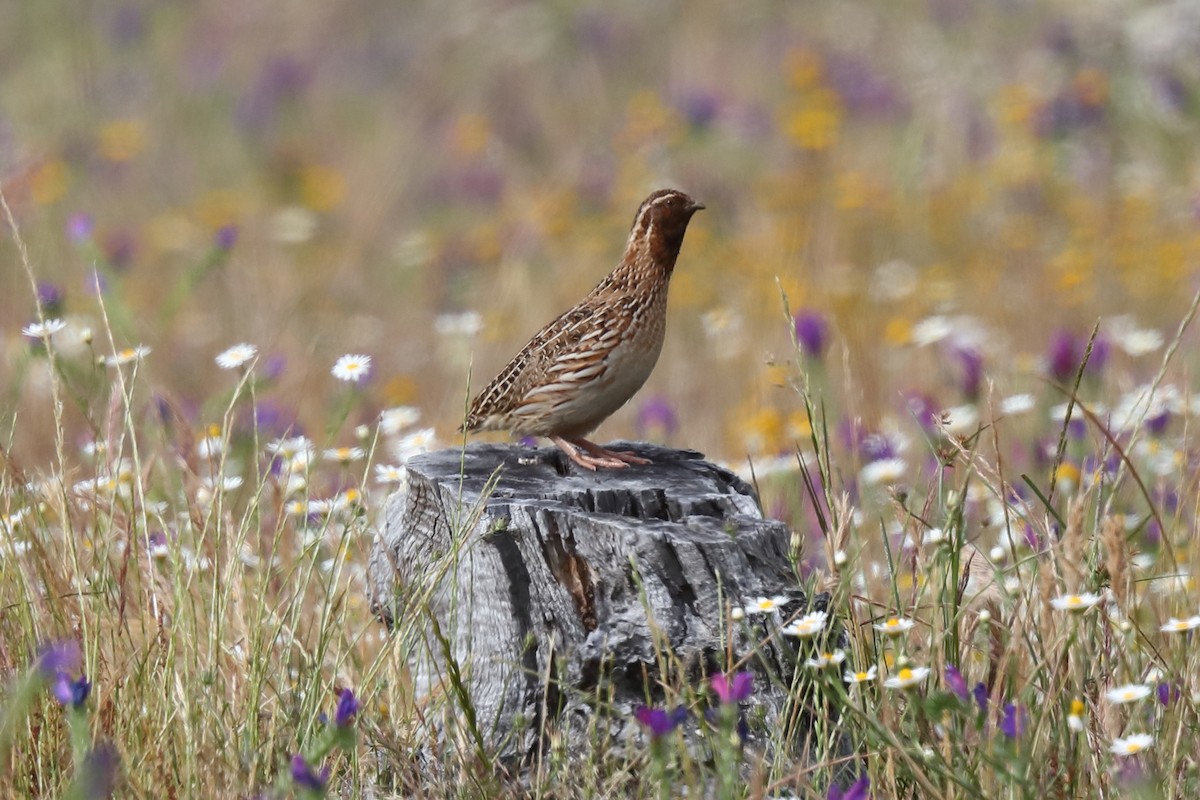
[4,1,1200,797]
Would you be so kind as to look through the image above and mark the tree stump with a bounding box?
[368,441,837,766]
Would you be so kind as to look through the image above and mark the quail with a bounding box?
[461,188,704,470]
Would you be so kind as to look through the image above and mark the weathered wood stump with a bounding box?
[368,441,836,765]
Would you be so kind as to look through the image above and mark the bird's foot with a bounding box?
[574,438,652,466]
[550,436,622,470]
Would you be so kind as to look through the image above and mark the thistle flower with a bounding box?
[711,671,753,704]
[634,705,688,738]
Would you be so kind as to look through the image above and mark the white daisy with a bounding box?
[805,650,846,670]
[859,457,907,487]
[103,345,151,366]
[332,353,372,383]
[874,617,915,637]
[21,319,67,338]
[884,666,930,690]
[374,464,407,485]
[1110,734,1154,756]
[999,393,1036,416]
[743,595,790,615]
[1161,615,1200,633]
[1105,684,1152,705]
[781,611,828,639]
[215,343,258,370]
[1050,593,1103,613]
[1117,329,1164,357]
[380,406,421,436]
[844,665,878,684]
[323,446,366,464]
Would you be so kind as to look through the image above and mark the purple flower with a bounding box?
[1000,703,1027,739]
[37,281,64,314]
[636,395,678,438]
[334,689,359,728]
[711,671,753,704]
[972,682,988,714]
[904,393,940,431]
[214,225,239,251]
[80,740,120,799]
[954,347,983,400]
[828,774,870,800]
[1146,409,1171,436]
[66,212,94,244]
[676,90,721,128]
[634,705,688,738]
[1158,682,1180,707]
[36,640,82,680]
[102,229,137,271]
[52,673,91,708]
[1047,330,1081,384]
[290,754,329,792]
[794,310,829,359]
[945,665,968,703]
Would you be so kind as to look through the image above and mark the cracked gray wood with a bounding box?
[368,440,841,765]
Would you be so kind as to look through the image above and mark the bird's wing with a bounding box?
[462,300,614,431]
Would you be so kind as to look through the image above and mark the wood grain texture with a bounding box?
[368,442,853,772]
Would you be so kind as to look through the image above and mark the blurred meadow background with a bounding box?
[4,0,1200,797]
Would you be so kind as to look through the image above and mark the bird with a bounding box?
[461,188,704,470]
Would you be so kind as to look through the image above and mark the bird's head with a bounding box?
[628,188,705,268]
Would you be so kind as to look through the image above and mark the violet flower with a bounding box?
[945,665,969,703]
[290,754,329,792]
[711,671,753,704]
[828,774,870,800]
[334,689,359,728]
[634,705,688,738]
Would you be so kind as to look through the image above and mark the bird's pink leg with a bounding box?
[550,436,626,470]
[573,438,652,466]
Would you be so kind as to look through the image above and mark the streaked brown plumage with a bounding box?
[461,188,704,470]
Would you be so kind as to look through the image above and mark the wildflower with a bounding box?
[781,611,828,639]
[844,665,877,685]
[972,682,989,714]
[334,688,359,727]
[828,774,869,800]
[80,741,119,798]
[290,754,330,791]
[1000,393,1036,416]
[1110,734,1154,756]
[884,666,930,690]
[805,650,846,670]
[103,345,151,366]
[711,671,753,703]
[954,347,983,399]
[634,705,688,738]
[945,665,969,702]
[215,343,257,369]
[21,319,67,339]
[1067,698,1086,732]
[379,406,421,436]
[1160,615,1200,633]
[52,673,91,708]
[859,457,907,487]
[434,311,483,336]
[393,428,437,462]
[874,616,915,637]
[743,595,789,615]
[36,640,83,679]
[635,395,679,438]
[833,550,848,567]
[331,353,371,383]
[374,464,406,485]
[267,436,314,461]
[730,606,745,621]
[1000,703,1028,739]
[1050,592,1103,613]
[323,446,366,465]
[793,310,828,358]
[1105,684,1152,705]
[1116,328,1163,357]
[940,405,979,437]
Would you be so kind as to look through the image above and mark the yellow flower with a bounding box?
[783,88,842,151]
[98,119,146,162]
[31,159,70,205]
[300,164,345,212]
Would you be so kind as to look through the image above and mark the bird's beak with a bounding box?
[688,200,706,212]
